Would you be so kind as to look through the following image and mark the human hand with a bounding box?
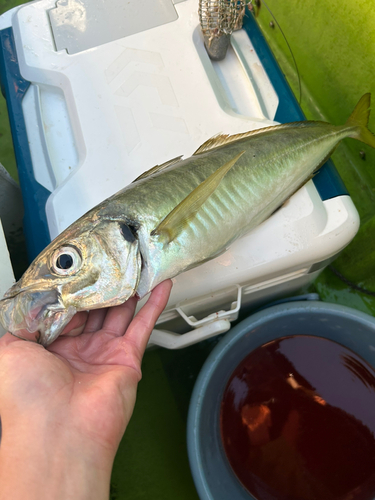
[0,280,172,500]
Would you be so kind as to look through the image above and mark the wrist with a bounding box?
[0,413,114,500]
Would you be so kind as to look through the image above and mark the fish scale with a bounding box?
[135,126,368,296]
[1,94,374,346]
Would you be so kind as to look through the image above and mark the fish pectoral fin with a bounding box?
[151,150,246,242]
[132,156,183,182]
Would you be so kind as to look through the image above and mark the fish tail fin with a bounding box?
[345,93,375,149]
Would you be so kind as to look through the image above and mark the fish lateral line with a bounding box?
[2,95,375,347]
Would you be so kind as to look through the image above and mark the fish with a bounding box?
[1,94,374,346]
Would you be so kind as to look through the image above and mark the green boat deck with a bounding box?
[1,1,374,498]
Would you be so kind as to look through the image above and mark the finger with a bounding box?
[60,311,89,337]
[0,331,28,347]
[124,280,172,357]
[101,296,138,337]
[83,308,108,333]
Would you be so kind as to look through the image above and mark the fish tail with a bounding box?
[345,93,375,149]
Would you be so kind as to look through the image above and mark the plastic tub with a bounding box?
[187,301,375,500]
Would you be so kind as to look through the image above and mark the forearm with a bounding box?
[0,281,172,499]
[0,415,114,500]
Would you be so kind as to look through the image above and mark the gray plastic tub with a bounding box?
[187,301,375,500]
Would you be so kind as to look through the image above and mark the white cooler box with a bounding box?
[0,220,15,337]
[0,0,359,348]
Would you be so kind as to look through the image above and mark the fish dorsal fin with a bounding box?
[132,156,183,182]
[193,122,316,155]
[151,151,245,242]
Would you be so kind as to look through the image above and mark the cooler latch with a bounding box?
[148,285,241,349]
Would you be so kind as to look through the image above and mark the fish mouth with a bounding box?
[0,288,76,346]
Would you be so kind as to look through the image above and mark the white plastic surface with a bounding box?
[3,0,360,347]
[11,0,278,238]
[148,319,231,349]
[49,0,179,54]
[0,220,15,337]
[148,191,359,347]
[160,188,359,310]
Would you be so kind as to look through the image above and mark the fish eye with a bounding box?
[51,246,82,276]
[57,254,73,270]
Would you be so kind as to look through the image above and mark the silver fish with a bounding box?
[1,94,374,345]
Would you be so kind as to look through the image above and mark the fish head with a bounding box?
[0,217,141,346]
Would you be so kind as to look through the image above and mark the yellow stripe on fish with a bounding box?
[1,94,374,346]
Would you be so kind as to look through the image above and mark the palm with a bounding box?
[0,281,172,456]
